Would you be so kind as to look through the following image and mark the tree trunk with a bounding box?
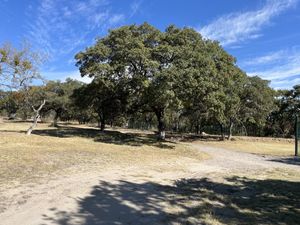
[155,110,166,140]
[26,100,46,135]
[242,123,248,136]
[100,117,105,131]
[196,121,201,135]
[227,119,234,140]
[51,112,59,127]
[100,122,105,131]
[26,114,39,135]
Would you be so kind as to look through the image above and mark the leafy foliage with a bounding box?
[0,24,281,139]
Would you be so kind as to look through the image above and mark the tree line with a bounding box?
[0,23,298,139]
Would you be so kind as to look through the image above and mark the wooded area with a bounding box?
[0,23,298,139]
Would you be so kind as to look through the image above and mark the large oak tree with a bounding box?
[75,23,273,140]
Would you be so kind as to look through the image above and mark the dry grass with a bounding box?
[164,168,300,225]
[0,121,208,187]
[1,121,299,224]
[197,138,294,156]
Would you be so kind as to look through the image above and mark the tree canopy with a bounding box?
[0,24,280,140]
[75,23,272,139]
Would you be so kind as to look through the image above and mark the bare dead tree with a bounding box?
[1,42,47,135]
[26,99,46,135]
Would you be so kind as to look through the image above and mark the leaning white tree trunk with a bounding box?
[26,99,46,135]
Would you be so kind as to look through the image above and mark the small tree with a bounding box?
[72,78,127,131]
[42,79,83,127]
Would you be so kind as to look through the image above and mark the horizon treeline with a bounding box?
[0,23,298,139]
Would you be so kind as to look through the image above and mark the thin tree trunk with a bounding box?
[100,121,105,131]
[100,116,105,131]
[26,100,46,135]
[227,119,234,140]
[196,121,201,135]
[196,125,199,134]
[155,110,165,140]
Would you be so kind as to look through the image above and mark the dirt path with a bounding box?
[0,144,299,225]
[190,144,300,175]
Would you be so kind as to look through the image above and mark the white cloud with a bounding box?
[91,11,109,25]
[271,77,300,89]
[246,49,300,80]
[25,0,124,58]
[248,61,300,80]
[67,58,76,65]
[199,0,298,46]
[108,14,125,25]
[130,0,142,17]
[243,48,300,89]
[242,50,285,66]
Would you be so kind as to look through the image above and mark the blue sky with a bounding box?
[1,0,300,89]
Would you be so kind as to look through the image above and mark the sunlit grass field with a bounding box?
[0,121,208,187]
[198,137,294,156]
[1,121,299,224]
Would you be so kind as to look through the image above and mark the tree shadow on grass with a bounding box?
[30,126,174,149]
[169,133,224,142]
[267,157,300,166]
[42,176,300,225]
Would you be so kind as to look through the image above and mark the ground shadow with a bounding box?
[30,125,174,149]
[170,133,224,142]
[268,157,300,166]
[42,176,300,225]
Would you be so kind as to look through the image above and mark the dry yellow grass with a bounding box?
[0,121,208,187]
[1,121,299,224]
[198,138,294,156]
[165,168,300,225]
